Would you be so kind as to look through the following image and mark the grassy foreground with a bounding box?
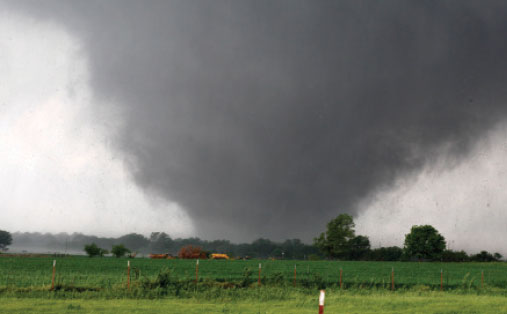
[2,292,507,313]
[2,256,507,313]
[2,256,507,290]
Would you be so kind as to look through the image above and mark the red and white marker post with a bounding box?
[318,290,325,314]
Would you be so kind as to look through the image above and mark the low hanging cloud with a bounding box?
[0,12,194,238]
[3,1,507,247]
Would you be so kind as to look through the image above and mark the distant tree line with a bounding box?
[9,231,318,259]
[4,221,504,262]
[313,214,504,262]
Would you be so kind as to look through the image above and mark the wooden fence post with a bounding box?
[481,270,484,289]
[294,264,297,287]
[51,260,56,291]
[440,269,443,291]
[391,267,395,291]
[195,259,199,284]
[258,263,262,286]
[339,268,343,289]
[127,260,131,290]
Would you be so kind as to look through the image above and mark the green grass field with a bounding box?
[1,256,506,291]
[1,256,507,313]
[2,293,507,313]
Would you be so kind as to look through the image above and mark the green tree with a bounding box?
[314,214,356,258]
[111,244,131,258]
[84,243,108,257]
[117,233,149,252]
[250,238,277,258]
[346,235,371,260]
[403,225,446,261]
[470,251,499,262]
[441,249,469,262]
[0,230,12,251]
[149,232,174,253]
[494,252,503,261]
[281,239,310,260]
[84,243,101,257]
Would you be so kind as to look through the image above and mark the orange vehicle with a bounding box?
[210,253,230,260]
[178,245,207,259]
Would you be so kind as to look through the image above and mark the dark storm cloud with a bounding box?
[5,1,507,241]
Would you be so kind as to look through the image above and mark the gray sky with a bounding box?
[1,1,507,253]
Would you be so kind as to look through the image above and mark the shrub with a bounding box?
[441,249,469,262]
[84,243,106,257]
[300,273,325,289]
[308,254,321,261]
[369,246,403,261]
[268,272,285,286]
[240,267,253,287]
[139,268,186,297]
[111,244,131,258]
[470,251,499,262]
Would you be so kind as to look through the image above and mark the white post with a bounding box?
[319,290,325,313]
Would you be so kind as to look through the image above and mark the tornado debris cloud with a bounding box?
[5,1,507,241]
